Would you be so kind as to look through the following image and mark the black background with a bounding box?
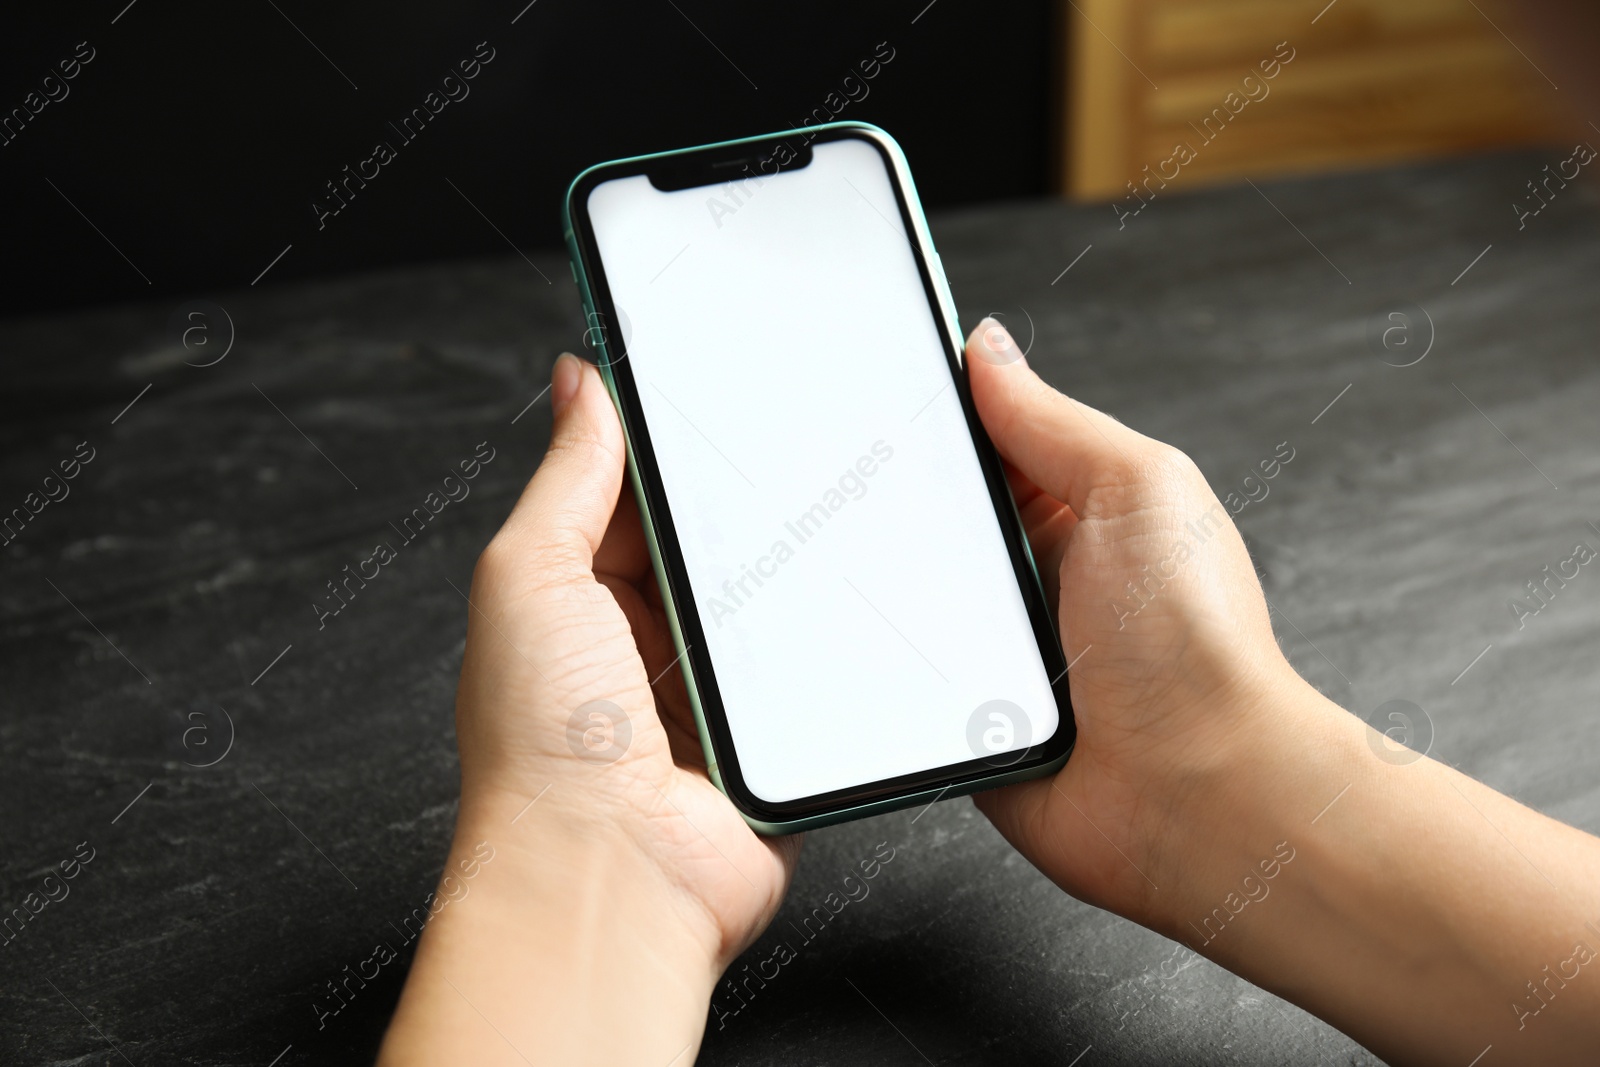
[0,0,1054,319]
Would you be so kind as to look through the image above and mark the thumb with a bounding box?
[496,354,626,577]
[966,318,1156,518]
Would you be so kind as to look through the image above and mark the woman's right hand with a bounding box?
[964,316,1309,926]
[963,317,1600,1065]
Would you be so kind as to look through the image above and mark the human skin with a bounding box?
[378,322,1600,1065]
[964,320,1600,1064]
[377,349,799,1066]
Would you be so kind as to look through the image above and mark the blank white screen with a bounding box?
[587,136,1058,803]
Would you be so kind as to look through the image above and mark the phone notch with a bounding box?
[647,139,813,192]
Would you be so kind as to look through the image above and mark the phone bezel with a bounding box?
[565,123,1075,826]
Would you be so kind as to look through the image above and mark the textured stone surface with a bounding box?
[2,149,1597,1065]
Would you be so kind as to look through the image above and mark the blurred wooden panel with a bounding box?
[1144,0,1481,69]
[1062,0,1561,199]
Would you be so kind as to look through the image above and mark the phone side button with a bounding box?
[569,260,579,284]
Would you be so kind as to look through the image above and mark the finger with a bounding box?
[641,567,666,612]
[594,476,651,584]
[1001,444,1076,608]
[1000,457,1038,510]
[972,777,1052,860]
[599,573,705,767]
[635,592,698,738]
[967,319,1158,517]
[764,829,805,876]
[617,576,702,763]
[972,781,1132,909]
[495,354,625,579]
[1022,504,1073,608]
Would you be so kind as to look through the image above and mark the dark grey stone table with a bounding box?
[3,149,1598,1065]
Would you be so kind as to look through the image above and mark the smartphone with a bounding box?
[562,121,1073,834]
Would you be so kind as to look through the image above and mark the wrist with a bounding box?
[380,787,722,1066]
[1136,665,1361,939]
[1132,675,1600,1063]
[454,784,726,976]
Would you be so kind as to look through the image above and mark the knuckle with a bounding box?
[475,528,589,600]
[1138,443,1201,489]
[545,424,624,474]
[1083,443,1201,517]
[471,535,516,596]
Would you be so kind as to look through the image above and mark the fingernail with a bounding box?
[973,317,1024,366]
[551,352,582,416]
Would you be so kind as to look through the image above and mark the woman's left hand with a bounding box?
[380,353,799,1066]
